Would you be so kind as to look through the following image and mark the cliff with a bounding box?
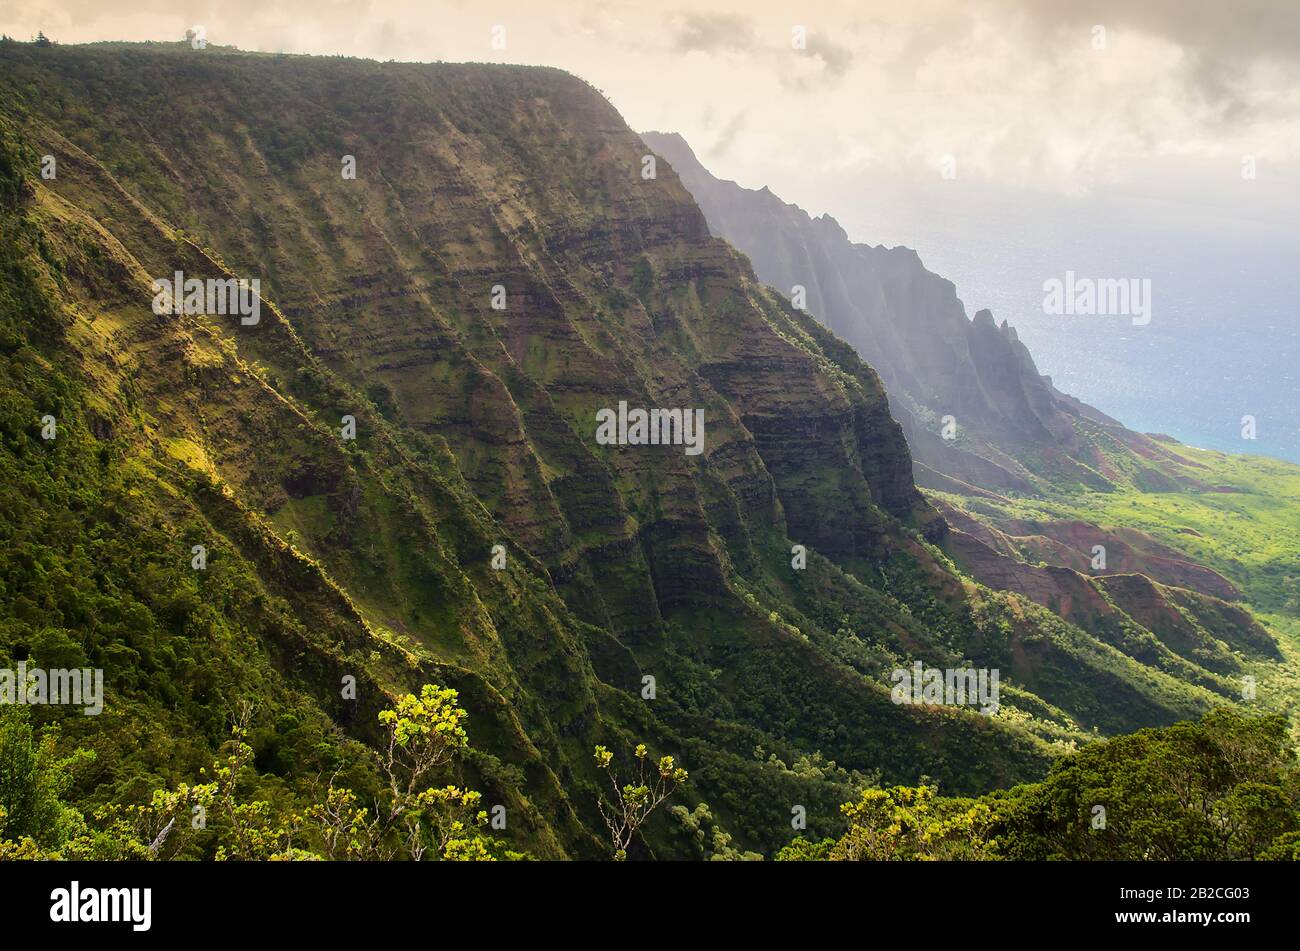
[0,42,1251,857]
[641,131,1201,496]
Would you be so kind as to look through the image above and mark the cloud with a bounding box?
[999,0,1300,64]
[704,109,748,158]
[777,32,857,92]
[669,12,756,54]
[811,35,853,78]
[990,0,1300,123]
[5,0,1300,201]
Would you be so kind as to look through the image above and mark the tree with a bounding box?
[593,742,687,860]
[786,709,1300,862]
[92,704,307,861]
[671,802,762,860]
[830,785,998,861]
[994,709,1300,861]
[0,708,92,853]
[3,684,521,861]
[311,684,518,860]
[774,836,835,861]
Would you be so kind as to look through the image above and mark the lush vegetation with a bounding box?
[931,442,1300,738]
[0,684,524,860]
[780,709,1300,861]
[0,41,1297,861]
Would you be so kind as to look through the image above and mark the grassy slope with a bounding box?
[931,442,1300,737]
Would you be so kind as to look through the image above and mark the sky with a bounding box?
[4,1,1299,215]
[4,0,1298,456]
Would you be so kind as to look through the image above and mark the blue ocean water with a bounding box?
[869,191,1300,465]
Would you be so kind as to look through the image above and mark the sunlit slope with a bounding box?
[0,41,1268,856]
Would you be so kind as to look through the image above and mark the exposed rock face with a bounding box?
[994,519,1241,601]
[935,501,1242,602]
[640,131,1185,495]
[942,524,1278,686]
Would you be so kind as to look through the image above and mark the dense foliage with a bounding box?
[0,42,1296,860]
[780,710,1300,861]
[0,685,521,860]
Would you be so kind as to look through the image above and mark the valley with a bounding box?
[0,41,1294,862]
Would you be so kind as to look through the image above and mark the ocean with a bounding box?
[837,181,1300,466]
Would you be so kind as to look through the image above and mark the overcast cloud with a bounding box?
[3,0,1297,230]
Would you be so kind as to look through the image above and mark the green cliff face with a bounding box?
[0,43,1260,858]
[641,128,1295,743]
[641,130,1205,498]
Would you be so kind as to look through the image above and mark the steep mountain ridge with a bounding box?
[0,42,1260,857]
[641,131,1200,497]
[640,128,1288,721]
